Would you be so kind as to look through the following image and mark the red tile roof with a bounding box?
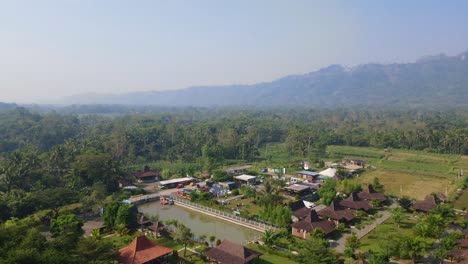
[119,235,173,264]
[205,240,262,264]
[340,192,372,211]
[292,210,336,235]
[318,200,355,222]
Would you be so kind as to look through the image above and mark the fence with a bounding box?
[171,195,276,233]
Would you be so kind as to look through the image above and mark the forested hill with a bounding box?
[63,50,468,107]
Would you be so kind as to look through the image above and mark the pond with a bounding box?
[138,202,262,244]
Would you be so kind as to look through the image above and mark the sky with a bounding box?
[1,0,468,103]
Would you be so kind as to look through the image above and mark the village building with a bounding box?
[147,222,165,237]
[448,249,468,263]
[342,158,366,167]
[285,184,311,196]
[119,235,173,264]
[318,200,355,224]
[234,174,257,185]
[319,168,338,178]
[158,177,194,189]
[292,210,335,239]
[340,192,372,211]
[133,166,162,183]
[204,240,262,264]
[224,165,252,175]
[357,184,387,203]
[297,170,320,182]
[289,194,320,222]
[412,194,438,213]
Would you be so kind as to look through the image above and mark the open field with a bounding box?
[454,190,468,210]
[327,146,468,200]
[359,217,417,253]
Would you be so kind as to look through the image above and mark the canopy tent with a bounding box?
[319,168,337,178]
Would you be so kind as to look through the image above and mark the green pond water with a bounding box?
[138,202,262,244]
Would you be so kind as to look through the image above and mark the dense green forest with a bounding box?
[0,106,467,263]
[0,106,466,220]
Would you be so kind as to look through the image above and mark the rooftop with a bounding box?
[234,174,257,181]
[297,170,319,176]
[159,177,194,185]
[413,194,438,213]
[292,210,336,235]
[119,235,173,264]
[205,240,262,264]
[318,200,355,222]
[286,184,311,192]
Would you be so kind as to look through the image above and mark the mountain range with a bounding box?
[62,51,468,107]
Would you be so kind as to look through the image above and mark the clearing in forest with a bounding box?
[327,146,467,200]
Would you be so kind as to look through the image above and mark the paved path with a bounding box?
[332,204,395,253]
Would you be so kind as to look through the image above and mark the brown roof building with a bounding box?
[449,249,468,263]
[204,240,262,264]
[292,210,335,239]
[340,192,372,211]
[318,200,355,223]
[413,194,438,213]
[458,239,468,249]
[133,166,161,182]
[119,235,173,264]
[357,184,387,203]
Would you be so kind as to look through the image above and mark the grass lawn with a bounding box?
[224,196,263,217]
[327,146,468,200]
[359,216,416,253]
[245,244,298,264]
[454,189,468,210]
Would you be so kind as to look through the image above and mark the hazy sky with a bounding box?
[1,0,468,103]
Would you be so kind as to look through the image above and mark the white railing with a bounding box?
[171,195,276,231]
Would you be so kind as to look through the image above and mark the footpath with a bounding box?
[332,203,396,253]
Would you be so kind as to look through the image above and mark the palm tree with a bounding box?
[391,206,405,227]
[262,229,275,247]
[115,223,129,236]
[173,223,193,256]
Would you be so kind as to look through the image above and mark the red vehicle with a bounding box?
[176,183,184,189]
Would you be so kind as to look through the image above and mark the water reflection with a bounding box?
[138,202,261,244]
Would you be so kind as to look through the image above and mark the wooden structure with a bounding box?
[357,184,387,203]
[205,240,262,264]
[318,200,355,224]
[340,192,372,211]
[119,235,173,264]
[412,194,438,213]
[292,210,335,239]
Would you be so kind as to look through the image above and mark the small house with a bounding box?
[133,166,161,182]
[234,174,257,185]
[285,184,311,196]
[297,170,320,183]
[119,235,173,264]
[340,192,372,211]
[292,210,335,239]
[225,165,252,175]
[318,200,355,224]
[204,240,262,264]
[357,184,387,203]
[413,194,438,213]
